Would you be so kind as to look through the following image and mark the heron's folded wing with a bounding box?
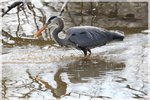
[68,32,95,47]
[67,27,110,48]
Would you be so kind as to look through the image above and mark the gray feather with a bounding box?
[66,26,121,49]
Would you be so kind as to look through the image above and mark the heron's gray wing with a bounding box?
[68,31,94,47]
[66,27,109,48]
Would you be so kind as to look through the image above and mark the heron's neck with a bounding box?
[52,18,66,46]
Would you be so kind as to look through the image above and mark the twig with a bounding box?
[21,5,29,24]
[59,0,70,16]
[65,2,84,26]
[2,30,14,39]
[2,1,23,17]
[26,2,39,31]
[126,85,147,95]
[2,80,7,98]
[65,4,77,26]
[61,92,111,99]
[16,6,20,37]
[79,2,84,25]
[38,8,46,25]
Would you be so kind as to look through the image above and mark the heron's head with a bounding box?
[34,16,58,38]
[47,16,57,24]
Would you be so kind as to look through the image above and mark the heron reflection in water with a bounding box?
[35,16,124,57]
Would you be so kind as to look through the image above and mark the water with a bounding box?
[1,1,149,100]
[2,33,149,99]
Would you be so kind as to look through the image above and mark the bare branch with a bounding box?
[26,2,39,31]
[2,1,23,17]
[21,5,29,24]
[65,4,77,26]
[16,6,21,37]
[79,2,84,25]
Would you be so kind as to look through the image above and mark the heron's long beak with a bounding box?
[34,24,48,38]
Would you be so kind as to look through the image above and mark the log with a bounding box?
[2,30,55,46]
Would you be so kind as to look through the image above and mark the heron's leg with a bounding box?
[83,49,87,57]
[78,46,87,57]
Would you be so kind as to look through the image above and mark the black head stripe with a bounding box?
[47,16,57,23]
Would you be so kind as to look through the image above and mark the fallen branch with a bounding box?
[2,30,55,46]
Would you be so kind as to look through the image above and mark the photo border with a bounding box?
[0,0,149,99]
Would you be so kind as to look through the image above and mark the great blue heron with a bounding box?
[34,16,124,57]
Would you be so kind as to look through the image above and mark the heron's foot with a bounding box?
[83,56,90,60]
[83,54,91,60]
[83,49,91,56]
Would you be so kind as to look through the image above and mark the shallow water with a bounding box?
[1,1,149,100]
[2,33,149,99]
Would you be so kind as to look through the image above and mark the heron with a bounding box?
[34,16,124,57]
